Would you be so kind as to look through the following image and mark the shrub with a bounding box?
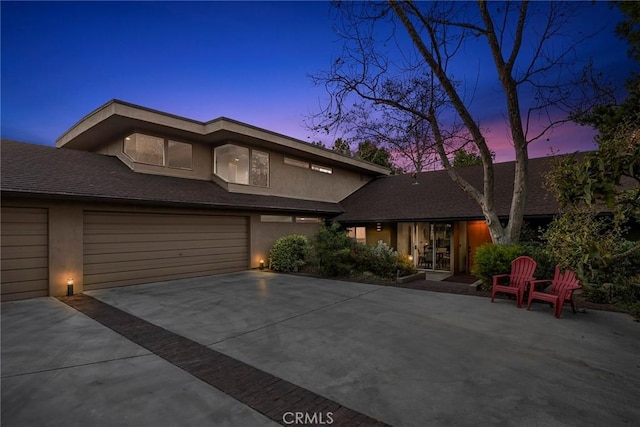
[311,224,417,280]
[472,244,523,291]
[312,222,357,277]
[269,234,311,273]
[366,240,398,278]
[521,242,557,280]
[396,253,418,277]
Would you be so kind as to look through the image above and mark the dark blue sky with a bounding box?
[1,1,635,161]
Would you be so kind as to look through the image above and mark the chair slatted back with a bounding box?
[550,265,580,299]
[509,256,537,288]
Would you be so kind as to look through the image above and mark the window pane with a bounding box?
[124,133,164,165]
[251,150,269,187]
[260,215,293,223]
[311,164,332,174]
[284,157,309,169]
[296,217,322,223]
[347,227,366,244]
[214,144,249,184]
[168,140,192,169]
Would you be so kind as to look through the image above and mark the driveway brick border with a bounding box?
[58,294,390,427]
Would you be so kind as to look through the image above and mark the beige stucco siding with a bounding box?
[0,198,334,299]
[83,211,248,290]
[233,151,372,203]
[92,139,375,202]
[249,215,323,267]
[1,206,49,300]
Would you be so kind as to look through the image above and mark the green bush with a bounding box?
[396,253,418,277]
[367,240,398,278]
[311,223,417,279]
[521,242,557,280]
[269,234,311,273]
[472,244,523,291]
[312,222,357,277]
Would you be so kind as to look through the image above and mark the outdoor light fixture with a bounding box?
[376,223,383,232]
[259,259,265,270]
[408,255,414,261]
[67,278,74,296]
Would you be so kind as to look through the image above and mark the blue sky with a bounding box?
[1,1,635,161]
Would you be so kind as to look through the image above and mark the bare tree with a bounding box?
[310,0,604,244]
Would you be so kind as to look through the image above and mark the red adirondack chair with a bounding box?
[491,256,537,308]
[527,265,581,318]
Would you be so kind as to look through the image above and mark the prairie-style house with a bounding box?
[1,100,565,300]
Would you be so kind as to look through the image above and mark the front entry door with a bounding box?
[467,220,492,271]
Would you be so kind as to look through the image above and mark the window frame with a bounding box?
[123,133,166,166]
[214,143,270,188]
[123,133,193,170]
[167,140,193,170]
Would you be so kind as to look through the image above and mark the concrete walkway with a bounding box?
[2,271,639,426]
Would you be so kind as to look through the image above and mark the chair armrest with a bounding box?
[492,274,510,286]
[528,279,551,291]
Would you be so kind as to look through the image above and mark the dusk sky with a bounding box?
[1,1,636,163]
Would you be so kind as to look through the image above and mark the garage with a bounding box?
[1,207,49,300]
[83,211,248,290]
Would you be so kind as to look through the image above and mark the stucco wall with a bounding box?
[249,215,323,268]
[1,197,325,298]
[90,138,376,202]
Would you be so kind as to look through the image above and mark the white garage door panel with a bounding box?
[1,207,49,300]
[83,211,248,290]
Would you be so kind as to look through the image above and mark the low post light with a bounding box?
[259,259,265,270]
[67,278,74,296]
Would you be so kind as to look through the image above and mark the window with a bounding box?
[285,157,333,175]
[296,217,322,224]
[311,164,333,174]
[284,157,309,169]
[260,215,293,223]
[347,227,366,244]
[214,144,269,187]
[168,140,192,169]
[214,144,249,185]
[251,150,269,187]
[124,133,165,166]
[123,134,193,169]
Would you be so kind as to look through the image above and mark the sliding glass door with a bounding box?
[398,221,453,271]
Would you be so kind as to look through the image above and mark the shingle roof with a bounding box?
[337,155,567,222]
[0,140,342,214]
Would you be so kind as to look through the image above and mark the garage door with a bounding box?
[1,207,49,300]
[83,211,248,290]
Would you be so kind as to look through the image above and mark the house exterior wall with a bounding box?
[249,215,323,268]
[365,223,397,249]
[0,196,324,299]
[1,206,49,300]
[93,139,374,203]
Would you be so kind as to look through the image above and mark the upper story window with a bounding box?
[124,134,165,166]
[251,150,269,187]
[285,156,332,175]
[284,157,309,169]
[168,140,192,169]
[311,164,333,174]
[214,144,269,187]
[123,133,192,169]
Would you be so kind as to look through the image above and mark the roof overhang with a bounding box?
[56,99,391,176]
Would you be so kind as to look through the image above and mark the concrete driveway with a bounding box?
[2,271,639,426]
